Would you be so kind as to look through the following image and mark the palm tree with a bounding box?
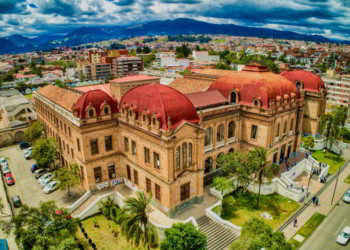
[118,191,158,250]
[319,113,339,157]
[249,147,279,208]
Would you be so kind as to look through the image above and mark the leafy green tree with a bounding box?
[0,201,78,250]
[319,113,340,157]
[215,63,231,70]
[221,196,236,217]
[301,136,315,150]
[16,81,27,91]
[136,47,142,54]
[249,147,279,208]
[143,46,151,54]
[176,44,191,58]
[99,196,118,220]
[160,223,207,250]
[32,138,58,167]
[54,163,81,197]
[117,191,158,249]
[24,122,44,143]
[195,45,201,51]
[212,176,234,215]
[333,105,349,128]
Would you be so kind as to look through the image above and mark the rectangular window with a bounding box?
[77,138,81,152]
[144,147,150,163]
[127,165,131,181]
[64,124,67,134]
[181,182,190,201]
[124,137,129,152]
[108,163,116,179]
[105,135,113,151]
[71,148,74,158]
[154,152,160,170]
[290,119,294,131]
[275,123,280,137]
[133,170,138,185]
[80,166,84,179]
[283,121,287,134]
[155,184,161,201]
[94,167,102,183]
[146,178,151,194]
[132,141,137,156]
[60,121,62,130]
[251,125,258,140]
[68,127,71,137]
[90,139,99,155]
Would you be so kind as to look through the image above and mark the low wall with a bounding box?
[67,191,91,212]
[318,165,329,182]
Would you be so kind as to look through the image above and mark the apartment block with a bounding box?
[83,63,111,80]
[112,56,143,77]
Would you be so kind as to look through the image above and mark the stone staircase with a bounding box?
[197,216,240,250]
[71,194,99,217]
[0,108,9,130]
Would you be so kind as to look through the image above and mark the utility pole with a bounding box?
[331,163,341,205]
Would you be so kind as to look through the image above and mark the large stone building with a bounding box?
[33,65,325,216]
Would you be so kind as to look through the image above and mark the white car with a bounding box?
[38,173,53,184]
[336,226,350,245]
[24,149,33,159]
[43,181,59,194]
[40,178,53,188]
[2,164,10,175]
[0,158,7,166]
[23,147,33,154]
[343,189,350,203]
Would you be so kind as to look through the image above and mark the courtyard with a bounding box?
[312,150,345,175]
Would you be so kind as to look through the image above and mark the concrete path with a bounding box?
[282,163,350,240]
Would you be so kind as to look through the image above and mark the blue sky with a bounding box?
[0,0,349,40]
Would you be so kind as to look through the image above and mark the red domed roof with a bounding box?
[73,90,118,119]
[208,68,298,109]
[280,70,325,92]
[120,84,199,130]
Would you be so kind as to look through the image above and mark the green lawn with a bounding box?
[24,94,32,99]
[213,39,227,43]
[345,174,350,184]
[216,191,300,229]
[288,212,326,249]
[76,214,158,250]
[312,150,345,175]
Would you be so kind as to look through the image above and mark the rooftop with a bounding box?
[110,75,159,83]
[75,83,111,96]
[168,77,213,94]
[186,90,228,109]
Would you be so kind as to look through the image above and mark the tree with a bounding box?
[143,46,151,54]
[117,191,158,249]
[176,44,191,58]
[212,176,234,215]
[249,147,279,208]
[319,113,339,157]
[16,81,27,91]
[333,105,349,128]
[32,138,58,167]
[230,218,291,250]
[160,223,207,250]
[195,45,201,51]
[215,63,231,70]
[99,196,118,220]
[301,136,315,150]
[24,122,44,143]
[136,47,142,54]
[0,201,78,250]
[54,163,81,197]
[0,198,10,217]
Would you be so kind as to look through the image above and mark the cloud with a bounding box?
[0,0,28,14]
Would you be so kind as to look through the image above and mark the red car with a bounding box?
[5,174,15,186]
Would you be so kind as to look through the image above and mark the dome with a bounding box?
[73,90,118,119]
[208,65,298,109]
[280,70,325,92]
[120,84,199,130]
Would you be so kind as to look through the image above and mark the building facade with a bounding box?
[112,57,144,77]
[83,63,112,80]
[34,65,325,217]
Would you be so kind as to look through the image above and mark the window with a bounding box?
[60,121,62,130]
[132,141,137,156]
[182,143,187,168]
[94,167,102,183]
[77,138,81,152]
[90,139,99,155]
[251,125,258,140]
[228,121,235,138]
[155,184,161,201]
[180,182,190,201]
[217,124,225,142]
[154,152,160,170]
[89,109,94,118]
[290,119,294,131]
[144,147,150,163]
[68,127,71,137]
[126,165,131,181]
[283,121,287,134]
[105,135,113,151]
[124,137,129,152]
[108,163,116,179]
[80,166,84,179]
[204,127,213,146]
[133,170,139,185]
[104,106,109,115]
[230,92,236,104]
[205,157,213,174]
[71,149,74,158]
[176,147,180,170]
[64,124,67,134]
[275,123,280,137]
[188,143,192,166]
[146,178,151,194]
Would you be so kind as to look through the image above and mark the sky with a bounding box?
[0,0,349,40]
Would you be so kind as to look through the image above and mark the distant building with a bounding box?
[83,63,111,81]
[88,51,108,64]
[322,76,350,116]
[112,56,144,77]
[155,53,189,69]
[192,51,220,63]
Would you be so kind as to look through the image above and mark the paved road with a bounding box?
[300,199,350,250]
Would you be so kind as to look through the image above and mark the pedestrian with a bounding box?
[316,197,320,206]
[312,196,316,204]
[294,218,298,227]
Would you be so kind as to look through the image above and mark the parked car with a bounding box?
[23,147,33,154]
[2,165,10,175]
[24,148,33,159]
[30,164,38,173]
[19,141,31,149]
[40,178,54,188]
[337,226,350,245]
[0,158,7,166]
[38,173,53,185]
[11,195,21,208]
[5,174,15,186]
[34,168,48,179]
[43,181,59,194]
[343,189,350,203]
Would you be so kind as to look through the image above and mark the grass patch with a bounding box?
[345,174,350,184]
[218,191,300,229]
[24,94,32,99]
[213,39,227,43]
[288,212,326,249]
[312,150,345,175]
[76,214,157,250]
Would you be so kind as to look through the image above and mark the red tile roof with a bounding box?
[76,84,111,96]
[110,75,159,83]
[186,90,228,109]
[168,77,213,94]
[280,70,325,92]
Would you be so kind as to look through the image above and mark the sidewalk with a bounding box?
[282,163,350,239]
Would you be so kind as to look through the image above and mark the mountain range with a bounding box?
[0,18,346,55]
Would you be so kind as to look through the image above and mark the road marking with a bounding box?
[335,218,347,235]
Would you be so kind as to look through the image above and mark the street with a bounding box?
[301,199,350,250]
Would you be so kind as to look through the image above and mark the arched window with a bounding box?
[143,115,146,122]
[129,110,132,117]
[253,100,259,106]
[229,148,234,153]
[104,106,109,115]
[204,127,213,146]
[176,147,180,170]
[231,92,236,104]
[182,142,187,168]
[89,109,94,118]
[228,121,235,138]
[296,81,303,90]
[152,118,156,126]
[188,143,192,166]
[217,124,224,142]
[205,157,213,174]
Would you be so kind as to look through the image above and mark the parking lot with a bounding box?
[0,145,82,214]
